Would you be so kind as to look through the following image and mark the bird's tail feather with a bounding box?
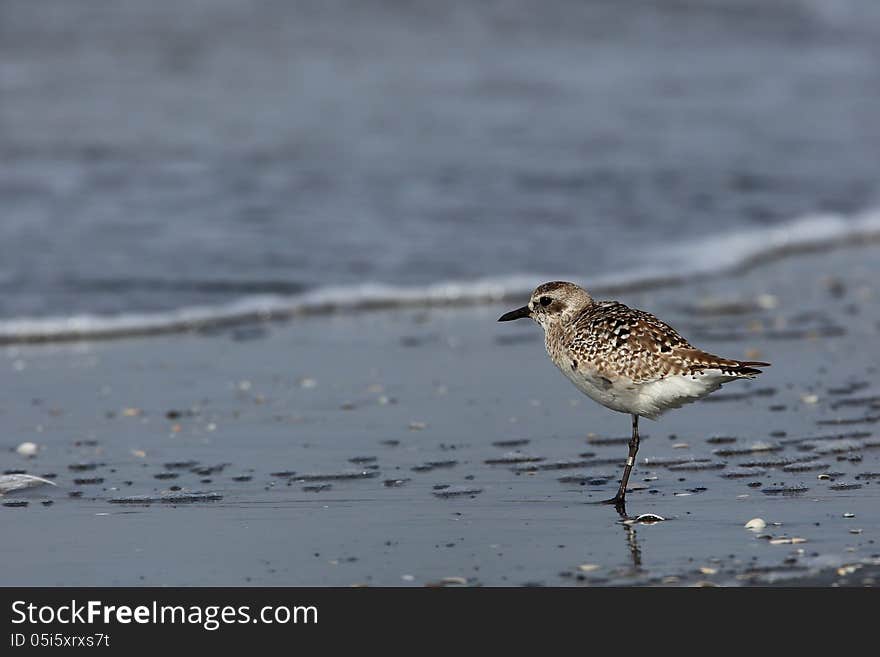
[729,360,771,377]
[678,348,771,378]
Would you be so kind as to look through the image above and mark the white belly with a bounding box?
[559,364,737,419]
[559,365,642,415]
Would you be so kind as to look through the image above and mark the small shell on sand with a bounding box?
[0,473,57,495]
[768,536,806,545]
[745,518,767,530]
[425,576,468,587]
[756,294,778,309]
[625,513,665,524]
[15,442,39,457]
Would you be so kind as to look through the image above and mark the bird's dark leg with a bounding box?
[603,414,640,514]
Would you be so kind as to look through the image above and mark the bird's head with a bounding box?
[497,281,594,329]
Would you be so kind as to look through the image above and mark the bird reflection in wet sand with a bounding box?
[622,520,643,573]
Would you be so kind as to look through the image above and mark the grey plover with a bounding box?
[498,281,770,513]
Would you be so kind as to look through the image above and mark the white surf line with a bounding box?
[2,209,880,344]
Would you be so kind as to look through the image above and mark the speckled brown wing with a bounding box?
[566,301,768,383]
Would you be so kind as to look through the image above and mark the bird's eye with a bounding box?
[539,296,552,307]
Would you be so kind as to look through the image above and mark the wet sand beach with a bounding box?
[2,244,879,586]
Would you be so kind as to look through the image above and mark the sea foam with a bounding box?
[2,209,879,344]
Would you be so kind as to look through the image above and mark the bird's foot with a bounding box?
[599,495,628,517]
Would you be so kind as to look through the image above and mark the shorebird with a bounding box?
[498,281,769,514]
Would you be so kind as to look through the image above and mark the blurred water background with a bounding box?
[1,0,879,337]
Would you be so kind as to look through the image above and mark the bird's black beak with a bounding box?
[498,305,531,322]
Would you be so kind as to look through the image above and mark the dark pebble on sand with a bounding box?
[783,462,830,472]
[74,478,104,485]
[432,486,483,498]
[762,485,809,495]
[296,470,379,482]
[302,484,332,492]
[232,475,252,482]
[740,456,807,468]
[713,445,781,457]
[412,460,458,472]
[68,463,101,472]
[349,456,377,464]
[484,452,545,464]
[706,436,738,444]
[492,439,530,448]
[191,464,228,476]
[558,474,612,485]
[270,471,296,478]
[2,500,29,507]
[164,461,199,469]
[587,436,642,446]
[829,482,862,491]
[109,492,223,504]
[154,472,179,480]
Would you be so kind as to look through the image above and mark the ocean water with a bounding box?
[2,0,880,340]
